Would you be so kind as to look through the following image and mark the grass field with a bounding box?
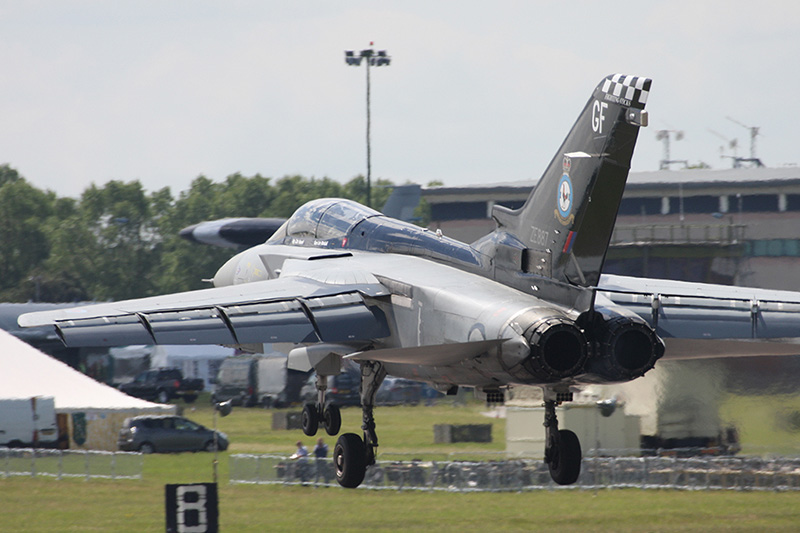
[2,395,800,532]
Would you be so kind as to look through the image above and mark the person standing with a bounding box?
[313,437,329,483]
[292,440,309,483]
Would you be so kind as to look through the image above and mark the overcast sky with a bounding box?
[1,1,798,198]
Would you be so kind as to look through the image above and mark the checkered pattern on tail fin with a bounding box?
[600,74,651,108]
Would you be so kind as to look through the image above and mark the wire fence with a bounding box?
[0,447,143,480]
[229,451,800,492]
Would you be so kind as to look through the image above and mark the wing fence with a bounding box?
[230,452,800,492]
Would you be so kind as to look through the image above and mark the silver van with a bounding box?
[212,354,310,407]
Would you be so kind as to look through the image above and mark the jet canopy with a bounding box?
[277,199,381,242]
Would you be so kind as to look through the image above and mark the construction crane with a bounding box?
[708,129,743,168]
[656,129,688,170]
[726,117,764,167]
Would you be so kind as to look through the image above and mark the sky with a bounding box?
[1,1,798,198]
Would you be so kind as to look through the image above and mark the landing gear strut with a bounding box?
[334,361,386,488]
[301,374,342,437]
[543,390,582,485]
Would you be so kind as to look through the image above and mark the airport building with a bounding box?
[419,166,800,453]
[423,166,800,291]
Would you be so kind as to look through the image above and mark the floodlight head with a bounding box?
[215,400,233,417]
[676,131,684,141]
[596,398,617,417]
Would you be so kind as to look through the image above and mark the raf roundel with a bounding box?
[557,174,573,218]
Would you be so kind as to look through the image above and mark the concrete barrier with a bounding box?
[272,411,303,430]
[434,424,492,443]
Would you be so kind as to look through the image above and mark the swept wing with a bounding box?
[598,273,800,359]
[19,264,391,348]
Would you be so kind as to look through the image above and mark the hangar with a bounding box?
[424,166,800,290]
[421,166,800,453]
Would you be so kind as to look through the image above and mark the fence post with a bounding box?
[31,448,36,478]
[85,449,90,481]
[641,456,648,489]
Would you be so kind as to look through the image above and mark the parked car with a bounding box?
[376,377,442,405]
[117,415,228,453]
[119,368,204,404]
[212,354,311,407]
[300,366,361,406]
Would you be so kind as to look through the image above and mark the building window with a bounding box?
[740,194,779,212]
[618,197,663,216]
[682,195,719,214]
[785,194,800,211]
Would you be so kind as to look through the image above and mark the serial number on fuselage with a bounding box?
[529,226,549,247]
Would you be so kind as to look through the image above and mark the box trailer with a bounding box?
[0,396,60,448]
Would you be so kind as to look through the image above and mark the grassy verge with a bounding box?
[2,395,800,531]
[1,476,799,532]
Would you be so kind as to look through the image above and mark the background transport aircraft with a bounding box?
[20,74,800,489]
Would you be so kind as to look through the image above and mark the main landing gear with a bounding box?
[301,374,342,437]
[333,361,386,488]
[543,390,582,485]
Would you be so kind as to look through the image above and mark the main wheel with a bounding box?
[334,433,367,488]
[157,390,170,404]
[548,429,582,485]
[301,403,319,436]
[139,442,155,454]
[324,404,342,436]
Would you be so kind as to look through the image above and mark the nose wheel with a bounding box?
[301,402,342,437]
[301,374,343,437]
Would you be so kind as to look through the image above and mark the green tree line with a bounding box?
[0,164,395,303]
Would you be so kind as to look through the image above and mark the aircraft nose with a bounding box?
[213,255,239,287]
[179,223,200,244]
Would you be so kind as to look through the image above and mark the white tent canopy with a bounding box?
[0,329,168,411]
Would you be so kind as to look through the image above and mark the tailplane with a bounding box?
[487,74,651,288]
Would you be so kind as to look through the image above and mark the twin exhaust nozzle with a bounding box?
[518,314,663,383]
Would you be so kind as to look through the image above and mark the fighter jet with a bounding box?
[20,74,800,489]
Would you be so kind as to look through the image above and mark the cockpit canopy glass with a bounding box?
[283,199,380,241]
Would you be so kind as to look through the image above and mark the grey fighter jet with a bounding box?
[20,74,800,489]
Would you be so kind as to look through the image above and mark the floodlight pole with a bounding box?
[345,45,391,208]
[212,400,232,484]
[365,51,372,208]
[213,408,220,484]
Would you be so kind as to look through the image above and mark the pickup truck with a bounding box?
[119,368,203,404]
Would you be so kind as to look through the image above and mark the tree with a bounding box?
[60,180,164,300]
[0,177,56,299]
[0,164,23,188]
[0,168,404,302]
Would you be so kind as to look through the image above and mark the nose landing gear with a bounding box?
[301,374,342,437]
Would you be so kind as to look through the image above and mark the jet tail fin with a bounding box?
[491,74,651,288]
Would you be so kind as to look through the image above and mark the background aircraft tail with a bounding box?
[490,74,651,288]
